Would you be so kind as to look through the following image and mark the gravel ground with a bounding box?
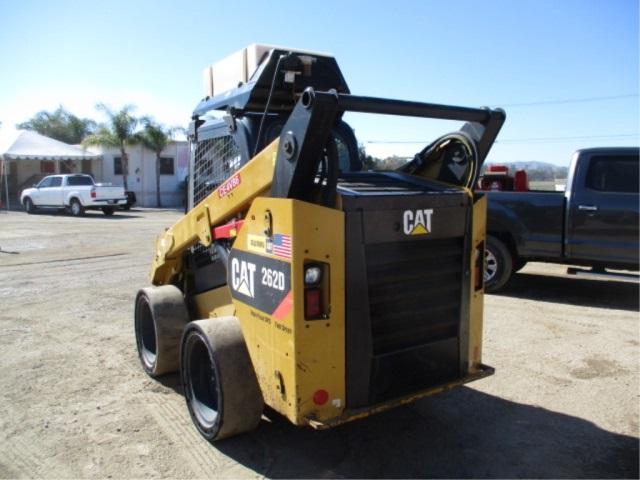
[0,208,637,479]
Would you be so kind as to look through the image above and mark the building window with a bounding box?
[160,157,174,175]
[114,157,123,175]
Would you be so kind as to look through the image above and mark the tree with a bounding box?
[136,118,179,207]
[83,104,138,190]
[17,106,96,144]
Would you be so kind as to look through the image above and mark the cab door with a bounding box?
[566,152,639,266]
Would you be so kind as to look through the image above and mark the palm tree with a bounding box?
[136,118,178,207]
[83,104,138,190]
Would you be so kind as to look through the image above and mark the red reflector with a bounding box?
[305,288,321,318]
[91,190,96,198]
[313,389,329,406]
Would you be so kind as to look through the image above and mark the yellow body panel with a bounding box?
[192,286,235,319]
[468,194,487,372]
[229,197,346,425]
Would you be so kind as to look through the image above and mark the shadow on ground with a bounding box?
[493,272,639,312]
[157,377,637,479]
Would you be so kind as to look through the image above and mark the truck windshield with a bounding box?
[66,176,94,186]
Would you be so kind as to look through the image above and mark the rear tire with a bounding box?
[181,318,264,441]
[69,198,84,217]
[24,197,36,214]
[134,285,190,376]
[102,207,115,216]
[485,235,513,293]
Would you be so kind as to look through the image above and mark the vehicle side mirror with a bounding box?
[33,184,38,188]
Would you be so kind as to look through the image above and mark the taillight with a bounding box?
[304,288,322,318]
[304,263,328,319]
[90,188,96,199]
[474,241,485,291]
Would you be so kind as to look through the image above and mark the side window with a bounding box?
[586,156,639,193]
[159,157,175,175]
[114,157,123,175]
[50,177,62,187]
[38,177,53,188]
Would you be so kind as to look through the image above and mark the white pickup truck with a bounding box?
[21,174,127,216]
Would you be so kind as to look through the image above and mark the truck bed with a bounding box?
[487,190,565,259]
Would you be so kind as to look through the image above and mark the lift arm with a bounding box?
[150,139,279,285]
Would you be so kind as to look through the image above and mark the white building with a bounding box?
[87,142,189,208]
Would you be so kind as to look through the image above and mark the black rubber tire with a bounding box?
[485,235,514,293]
[181,317,264,442]
[69,198,85,217]
[122,204,131,211]
[102,207,115,216]
[134,285,190,377]
[24,197,36,214]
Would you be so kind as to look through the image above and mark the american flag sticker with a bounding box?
[272,233,292,259]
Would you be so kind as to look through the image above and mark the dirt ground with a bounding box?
[0,208,637,479]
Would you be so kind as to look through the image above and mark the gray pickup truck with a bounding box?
[484,147,639,291]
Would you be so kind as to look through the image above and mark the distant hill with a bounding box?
[483,161,568,181]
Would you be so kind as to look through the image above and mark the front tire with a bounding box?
[181,318,264,442]
[485,235,514,293]
[69,198,84,217]
[134,286,190,376]
[24,197,36,214]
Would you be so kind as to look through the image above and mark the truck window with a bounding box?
[50,177,62,187]
[586,156,639,193]
[38,177,53,188]
[66,176,94,186]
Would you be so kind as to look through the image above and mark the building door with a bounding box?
[41,161,55,174]
[81,160,93,175]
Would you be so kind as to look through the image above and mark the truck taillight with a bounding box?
[304,263,328,319]
[90,188,96,199]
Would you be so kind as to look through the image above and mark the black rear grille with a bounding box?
[366,237,464,402]
[366,238,463,354]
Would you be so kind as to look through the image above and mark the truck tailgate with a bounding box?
[95,186,125,199]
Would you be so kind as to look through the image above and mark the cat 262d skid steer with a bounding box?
[134,44,505,441]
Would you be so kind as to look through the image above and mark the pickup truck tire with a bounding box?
[485,235,513,293]
[102,207,115,216]
[69,198,84,217]
[134,286,190,377]
[181,317,264,442]
[23,197,36,214]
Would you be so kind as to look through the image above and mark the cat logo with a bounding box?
[403,209,434,235]
[231,258,256,298]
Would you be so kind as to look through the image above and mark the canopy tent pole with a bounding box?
[1,156,9,210]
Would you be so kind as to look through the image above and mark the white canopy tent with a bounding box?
[0,129,101,209]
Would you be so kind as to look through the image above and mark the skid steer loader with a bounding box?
[134,44,505,441]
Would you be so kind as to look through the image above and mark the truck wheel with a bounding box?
[134,286,190,376]
[69,198,84,217]
[102,207,115,216]
[181,317,264,442]
[24,197,36,214]
[485,235,513,293]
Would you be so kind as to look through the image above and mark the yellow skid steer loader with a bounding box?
[135,44,505,441]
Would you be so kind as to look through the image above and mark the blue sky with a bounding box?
[0,0,637,165]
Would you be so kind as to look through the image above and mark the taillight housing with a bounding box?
[90,188,96,199]
[304,262,329,319]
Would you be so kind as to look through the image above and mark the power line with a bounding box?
[493,93,639,108]
[366,133,639,145]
